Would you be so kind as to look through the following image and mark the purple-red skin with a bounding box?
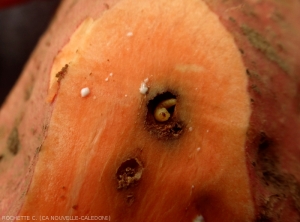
[203,0,300,220]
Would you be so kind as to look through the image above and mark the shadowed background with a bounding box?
[0,0,60,107]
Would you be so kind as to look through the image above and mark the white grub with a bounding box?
[109,72,113,77]
[80,87,90,97]
[127,32,133,37]
[193,215,205,222]
[139,78,149,95]
[189,127,193,132]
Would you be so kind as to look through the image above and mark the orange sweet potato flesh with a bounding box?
[0,0,300,221]
[20,0,254,221]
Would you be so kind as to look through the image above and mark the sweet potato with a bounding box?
[0,0,299,221]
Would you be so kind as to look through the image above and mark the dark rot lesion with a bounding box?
[116,158,143,190]
[145,91,184,140]
[253,132,300,221]
[55,64,68,82]
[7,127,20,155]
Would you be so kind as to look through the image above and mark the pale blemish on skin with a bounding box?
[175,64,204,73]
[193,215,205,222]
[105,73,113,82]
[189,184,195,197]
[126,31,133,36]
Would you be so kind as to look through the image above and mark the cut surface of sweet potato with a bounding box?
[18,0,254,221]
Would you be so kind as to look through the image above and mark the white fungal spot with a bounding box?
[109,73,113,77]
[197,147,201,152]
[189,127,193,132]
[206,130,209,133]
[139,78,149,94]
[125,94,128,97]
[193,215,205,222]
[139,83,148,94]
[80,87,90,97]
[127,32,133,37]
[105,77,109,82]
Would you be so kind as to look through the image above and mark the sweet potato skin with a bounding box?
[202,0,300,220]
[0,0,299,221]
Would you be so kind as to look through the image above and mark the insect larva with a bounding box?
[154,98,177,122]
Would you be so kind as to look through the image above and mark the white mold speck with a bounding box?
[127,32,133,37]
[105,77,109,82]
[139,82,148,94]
[109,73,113,77]
[125,94,128,97]
[197,147,201,152]
[81,87,90,97]
[193,215,205,222]
[139,78,149,94]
